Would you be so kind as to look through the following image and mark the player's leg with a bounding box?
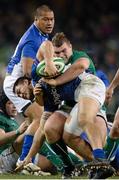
[63,103,107,161]
[64,132,93,160]
[63,104,93,160]
[34,153,58,174]
[44,111,66,143]
[17,102,43,162]
[44,111,76,177]
[110,146,119,171]
[76,75,107,160]
[19,111,49,165]
[75,75,115,179]
[104,108,119,159]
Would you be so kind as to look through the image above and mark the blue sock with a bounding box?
[20,135,34,161]
[93,149,106,159]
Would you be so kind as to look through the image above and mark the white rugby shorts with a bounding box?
[75,74,106,107]
[64,74,106,136]
[64,103,107,136]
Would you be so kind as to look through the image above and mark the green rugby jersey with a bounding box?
[0,112,19,154]
[67,50,96,75]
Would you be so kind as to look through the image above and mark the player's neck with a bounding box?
[34,23,47,36]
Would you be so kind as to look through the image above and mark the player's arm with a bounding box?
[23,111,52,165]
[36,40,58,76]
[33,83,44,106]
[21,43,37,78]
[23,125,45,165]
[106,68,119,104]
[108,68,119,90]
[0,128,19,145]
[22,57,34,78]
[44,57,90,86]
[0,122,27,145]
[36,40,54,63]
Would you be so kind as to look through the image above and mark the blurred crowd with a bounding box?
[0,0,119,114]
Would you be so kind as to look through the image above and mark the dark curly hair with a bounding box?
[0,90,10,116]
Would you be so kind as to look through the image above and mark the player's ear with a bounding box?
[34,16,37,21]
[69,43,72,48]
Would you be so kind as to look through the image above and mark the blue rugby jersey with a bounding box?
[7,24,48,74]
[39,77,81,112]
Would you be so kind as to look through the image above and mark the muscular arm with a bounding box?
[54,57,90,85]
[105,68,119,104]
[0,129,19,145]
[109,68,119,89]
[0,122,28,146]
[21,42,38,78]
[36,41,58,75]
[21,57,34,78]
[36,40,54,63]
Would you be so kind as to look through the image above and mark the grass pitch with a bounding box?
[0,174,119,179]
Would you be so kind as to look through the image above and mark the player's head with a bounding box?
[0,90,17,118]
[13,77,34,101]
[34,5,54,34]
[52,32,72,64]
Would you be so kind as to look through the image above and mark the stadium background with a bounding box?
[0,0,119,117]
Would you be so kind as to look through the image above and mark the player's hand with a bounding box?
[105,87,114,105]
[44,61,59,76]
[34,82,43,96]
[42,78,57,86]
[18,121,28,134]
[23,156,32,166]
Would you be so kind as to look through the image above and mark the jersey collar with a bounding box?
[33,23,49,38]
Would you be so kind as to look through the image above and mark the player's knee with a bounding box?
[78,113,95,128]
[78,113,89,127]
[44,124,60,142]
[44,124,54,138]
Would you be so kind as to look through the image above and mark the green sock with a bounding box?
[39,141,64,172]
[68,152,83,166]
[39,141,84,172]
[49,138,74,170]
[104,136,119,159]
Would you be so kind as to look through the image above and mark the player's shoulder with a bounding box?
[19,24,37,42]
[0,112,8,124]
[73,50,89,58]
[69,50,89,64]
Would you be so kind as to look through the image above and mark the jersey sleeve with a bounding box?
[21,42,37,60]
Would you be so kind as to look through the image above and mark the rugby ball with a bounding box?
[36,57,65,78]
